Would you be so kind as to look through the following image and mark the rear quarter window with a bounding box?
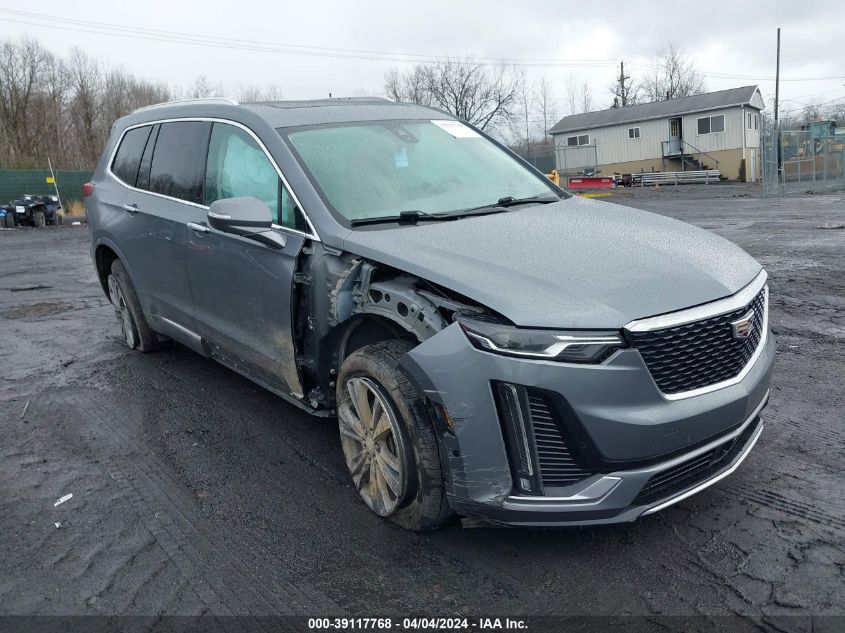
[149,121,212,204]
[111,126,152,186]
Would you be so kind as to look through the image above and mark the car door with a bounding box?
[97,123,154,291]
[129,120,212,336]
[185,121,308,398]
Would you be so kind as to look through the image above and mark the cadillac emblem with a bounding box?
[730,311,756,340]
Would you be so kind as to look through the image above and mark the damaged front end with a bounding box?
[293,245,490,411]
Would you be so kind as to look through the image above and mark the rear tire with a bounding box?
[336,340,451,532]
[4,212,15,228]
[107,259,162,352]
[33,209,46,228]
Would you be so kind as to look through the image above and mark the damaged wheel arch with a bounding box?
[299,250,489,412]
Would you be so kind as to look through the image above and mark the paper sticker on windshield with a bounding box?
[393,147,409,168]
[431,120,480,139]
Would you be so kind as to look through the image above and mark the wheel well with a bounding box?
[310,315,416,410]
[95,245,119,298]
[338,315,414,361]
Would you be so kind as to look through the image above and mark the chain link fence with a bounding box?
[761,117,845,196]
[0,169,93,207]
[510,141,556,174]
[554,144,598,175]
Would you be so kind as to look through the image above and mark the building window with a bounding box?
[754,114,759,130]
[697,114,725,135]
[628,127,640,139]
[747,113,753,129]
[567,134,590,146]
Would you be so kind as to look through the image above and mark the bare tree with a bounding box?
[561,75,594,115]
[830,101,845,125]
[238,83,284,103]
[190,74,223,99]
[0,36,170,170]
[535,77,557,140]
[384,66,433,107]
[514,78,535,148]
[563,75,578,115]
[641,43,705,101]
[801,103,823,126]
[384,58,524,132]
[579,81,593,114]
[0,37,54,165]
[66,48,103,166]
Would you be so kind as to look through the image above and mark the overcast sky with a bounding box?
[1,0,843,120]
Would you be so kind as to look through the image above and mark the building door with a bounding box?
[668,118,682,154]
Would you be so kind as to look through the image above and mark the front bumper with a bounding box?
[400,319,775,527]
[491,399,765,526]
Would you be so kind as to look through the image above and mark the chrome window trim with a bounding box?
[624,270,769,401]
[105,116,321,242]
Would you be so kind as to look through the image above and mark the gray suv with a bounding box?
[87,97,774,531]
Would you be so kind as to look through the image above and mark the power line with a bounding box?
[1,8,843,84]
[0,9,620,68]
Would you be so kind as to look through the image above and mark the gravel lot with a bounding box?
[1,184,843,622]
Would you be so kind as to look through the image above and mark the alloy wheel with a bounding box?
[338,376,409,516]
[107,275,138,349]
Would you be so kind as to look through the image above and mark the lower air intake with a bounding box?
[526,392,596,488]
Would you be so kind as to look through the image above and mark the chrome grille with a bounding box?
[527,394,595,487]
[628,287,766,395]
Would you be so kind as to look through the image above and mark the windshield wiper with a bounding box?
[349,195,558,227]
[350,210,454,227]
[496,194,560,207]
[451,194,559,218]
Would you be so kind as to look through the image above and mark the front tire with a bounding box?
[337,340,451,532]
[107,259,162,352]
[33,209,46,228]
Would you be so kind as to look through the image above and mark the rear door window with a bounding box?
[205,122,306,231]
[136,124,159,191]
[111,125,152,186]
[149,121,212,204]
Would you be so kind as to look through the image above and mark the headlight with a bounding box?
[458,316,626,363]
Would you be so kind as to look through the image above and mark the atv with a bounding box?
[1,194,63,228]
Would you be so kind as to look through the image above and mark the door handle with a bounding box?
[122,204,140,214]
[187,221,210,233]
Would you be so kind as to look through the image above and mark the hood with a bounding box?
[340,196,762,329]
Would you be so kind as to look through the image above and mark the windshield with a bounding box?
[281,119,560,223]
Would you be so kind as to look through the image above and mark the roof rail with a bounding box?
[133,97,239,113]
[248,96,400,109]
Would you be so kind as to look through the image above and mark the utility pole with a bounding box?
[774,28,781,128]
[774,28,782,172]
[617,60,631,107]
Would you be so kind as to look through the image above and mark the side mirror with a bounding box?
[207,196,286,249]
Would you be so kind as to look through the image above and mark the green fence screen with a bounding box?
[0,169,93,206]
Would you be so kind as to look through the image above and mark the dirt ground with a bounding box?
[0,183,843,623]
